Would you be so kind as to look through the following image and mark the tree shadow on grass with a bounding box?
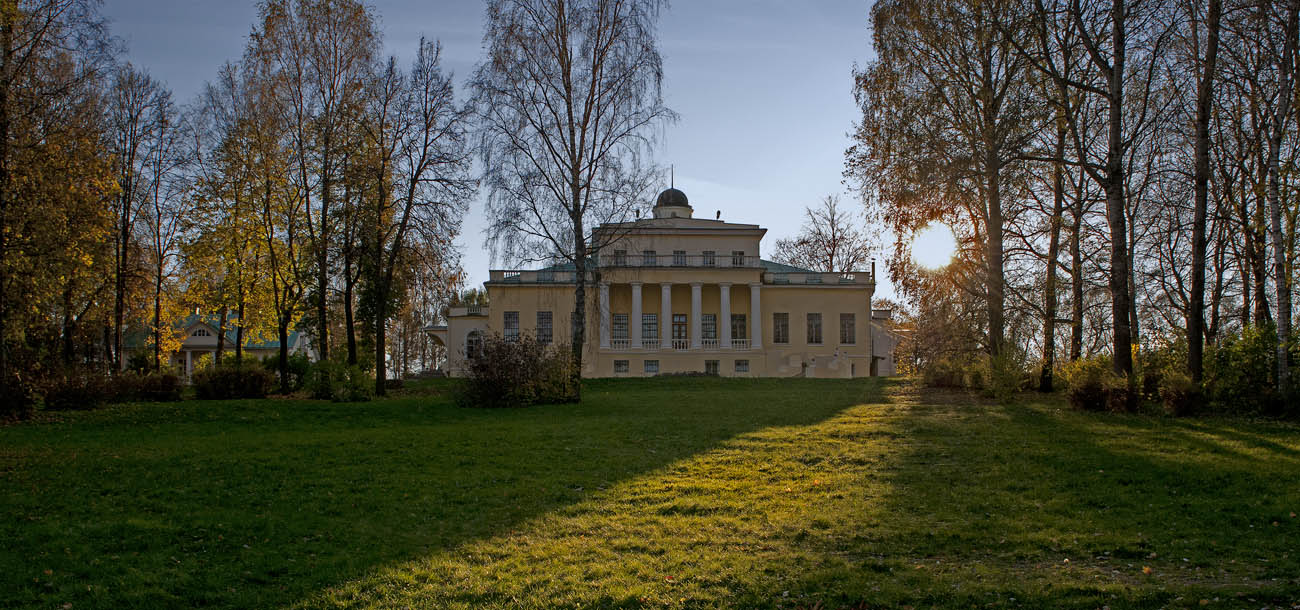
[794,388,1300,609]
[0,377,886,609]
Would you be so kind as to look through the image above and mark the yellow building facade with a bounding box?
[437,188,898,378]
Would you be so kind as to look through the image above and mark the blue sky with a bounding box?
[104,0,901,298]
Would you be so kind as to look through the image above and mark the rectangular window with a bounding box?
[504,311,520,341]
[537,311,553,345]
[731,314,747,341]
[773,312,790,344]
[702,250,716,266]
[807,313,823,344]
[705,360,719,375]
[672,314,688,343]
[840,313,856,345]
[734,359,750,373]
[644,359,659,374]
[702,313,717,340]
[642,250,657,266]
[613,314,629,340]
[731,250,745,266]
[614,360,629,373]
[673,250,686,266]
[612,249,627,266]
[642,313,658,341]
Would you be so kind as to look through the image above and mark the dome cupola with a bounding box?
[653,187,692,219]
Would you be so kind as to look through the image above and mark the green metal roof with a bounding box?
[760,259,817,273]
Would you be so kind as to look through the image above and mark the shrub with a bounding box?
[1204,324,1292,415]
[192,366,273,400]
[456,333,577,408]
[1061,356,1122,412]
[42,369,116,411]
[307,360,375,402]
[1,369,40,419]
[331,365,374,403]
[132,371,183,402]
[921,357,971,389]
[1158,367,1203,417]
[983,352,1029,403]
[262,352,312,392]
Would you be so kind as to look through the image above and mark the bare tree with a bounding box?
[1187,0,1223,384]
[1264,0,1298,393]
[107,64,171,371]
[358,40,474,395]
[470,0,675,398]
[771,195,874,273]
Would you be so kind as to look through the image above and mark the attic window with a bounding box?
[191,329,212,337]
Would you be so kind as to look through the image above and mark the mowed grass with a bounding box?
[2,378,1299,609]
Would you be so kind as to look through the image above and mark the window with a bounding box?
[731,250,745,266]
[613,314,629,340]
[702,250,716,266]
[672,314,688,344]
[731,314,747,341]
[807,313,823,344]
[537,311,553,344]
[466,330,483,359]
[612,249,627,266]
[702,313,717,340]
[773,313,789,344]
[614,360,629,373]
[191,328,211,337]
[642,313,658,341]
[644,359,659,374]
[642,250,657,266]
[840,313,856,345]
[504,311,520,341]
[734,359,750,373]
[673,250,686,266]
[705,360,719,375]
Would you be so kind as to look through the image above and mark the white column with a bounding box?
[630,282,643,348]
[750,282,763,350]
[599,282,611,349]
[185,350,192,377]
[690,283,702,349]
[660,283,672,348]
[719,282,732,349]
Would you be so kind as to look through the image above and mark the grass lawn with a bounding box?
[2,377,1299,609]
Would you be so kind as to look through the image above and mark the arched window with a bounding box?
[466,330,483,360]
[191,328,212,337]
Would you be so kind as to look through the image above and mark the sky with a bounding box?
[103,0,910,299]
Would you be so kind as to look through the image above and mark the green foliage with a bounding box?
[1060,355,1127,412]
[261,351,313,392]
[192,366,273,400]
[455,333,577,408]
[1204,324,1295,415]
[126,352,154,373]
[920,353,1028,403]
[1158,366,1203,417]
[309,359,374,402]
[983,351,1030,403]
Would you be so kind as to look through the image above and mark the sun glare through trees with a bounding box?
[911,223,956,269]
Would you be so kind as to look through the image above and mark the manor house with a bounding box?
[432,188,898,378]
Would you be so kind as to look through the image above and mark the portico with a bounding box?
[598,280,762,353]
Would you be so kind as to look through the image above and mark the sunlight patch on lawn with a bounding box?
[295,403,906,609]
